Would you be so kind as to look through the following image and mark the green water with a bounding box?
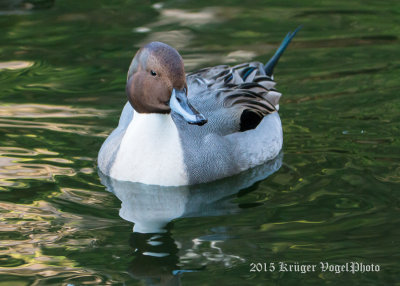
[1,0,399,285]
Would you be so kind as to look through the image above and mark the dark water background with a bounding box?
[1,0,399,285]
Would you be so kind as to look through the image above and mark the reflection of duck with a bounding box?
[99,154,282,233]
[127,231,183,286]
[99,155,282,285]
[98,28,300,186]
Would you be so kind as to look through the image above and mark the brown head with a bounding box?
[126,42,207,125]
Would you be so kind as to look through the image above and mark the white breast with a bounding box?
[110,112,189,186]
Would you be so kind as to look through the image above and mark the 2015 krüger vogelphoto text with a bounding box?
[249,262,380,274]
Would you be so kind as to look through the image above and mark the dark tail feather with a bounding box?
[264,26,302,76]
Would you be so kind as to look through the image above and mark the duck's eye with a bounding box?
[150,70,157,76]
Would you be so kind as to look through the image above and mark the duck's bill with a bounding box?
[169,88,207,126]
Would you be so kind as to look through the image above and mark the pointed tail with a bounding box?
[264,26,302,76]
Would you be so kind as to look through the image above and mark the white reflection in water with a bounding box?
[0,104,111,137]
[159,8,220,26]
[184,51,257,71]
[0,61,34,70]
[136,7,233,51]
[225,50,257,63]
[0,104,111,118]
[0,155,75,186]
[140,30,192,50]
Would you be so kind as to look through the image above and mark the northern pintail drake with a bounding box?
[98,28,300,186]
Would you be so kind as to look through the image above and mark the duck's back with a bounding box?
[186,61,282,136]
[170,61,283,185]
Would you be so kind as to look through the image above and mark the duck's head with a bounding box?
[126,41,207,126]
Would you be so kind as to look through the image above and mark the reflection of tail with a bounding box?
[264,26,302,76]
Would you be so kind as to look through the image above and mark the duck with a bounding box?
[98,27,300,186]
